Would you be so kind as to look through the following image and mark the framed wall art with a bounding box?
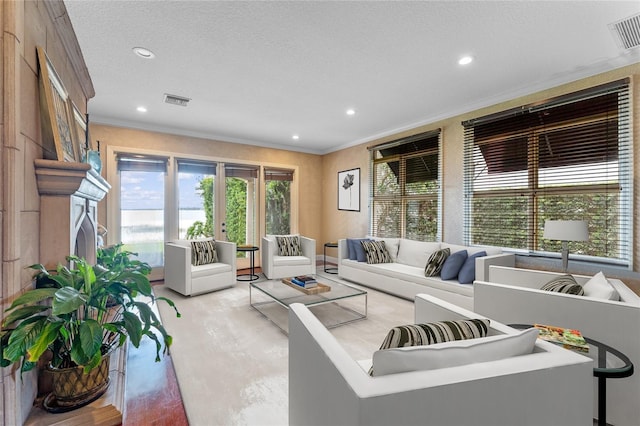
[37,46,78,162]
[71,102,88,162]
[338,168,360,211]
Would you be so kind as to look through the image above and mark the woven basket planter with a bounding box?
[43,353,111,412]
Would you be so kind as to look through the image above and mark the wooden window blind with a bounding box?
[369,130,441,240]
[463,79,631,266]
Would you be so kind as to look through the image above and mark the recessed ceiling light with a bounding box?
[458,56,473,65]
[132,47,155,59]
[346,109,356,116]
[137,106,147,113]
[292,134,300,140]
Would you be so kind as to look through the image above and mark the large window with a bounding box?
[265,168,293,235]
[117,154,168,267]
[370,130,441,240]
[177,159,216,239]
[463,80,631,266]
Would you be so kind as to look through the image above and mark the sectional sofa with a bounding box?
[337,237,515,310]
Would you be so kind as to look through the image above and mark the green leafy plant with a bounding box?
[0,247,180,375]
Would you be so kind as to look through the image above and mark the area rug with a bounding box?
[154,273,413,426]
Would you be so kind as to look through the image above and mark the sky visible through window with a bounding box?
[120,171,203,210]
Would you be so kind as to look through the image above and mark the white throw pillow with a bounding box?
[396,239,441,268]
[583,271,619,301]
[371,328,539,376]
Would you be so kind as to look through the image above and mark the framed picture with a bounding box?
[37,46,78,162]
[338,168,360,211]
[71,103,88,162]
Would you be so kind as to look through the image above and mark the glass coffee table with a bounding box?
[249,275,367,333]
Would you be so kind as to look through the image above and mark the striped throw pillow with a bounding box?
[369,318,490,375]
[424,248,450,277]
[540,274,584,295]
[191,240,218,265]
[276,235,301,256]
[360,240,391,264]
[378,319,491,350]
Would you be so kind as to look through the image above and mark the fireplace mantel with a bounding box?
[34,158,110,200]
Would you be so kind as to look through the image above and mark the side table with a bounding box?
[323,242,338,274]
[236,245,260,281]
[509,324,634,426]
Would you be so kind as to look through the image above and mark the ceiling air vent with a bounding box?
[164,93,191,107]
[609,13,640,50]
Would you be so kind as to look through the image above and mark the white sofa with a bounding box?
[164,239,236,296]
[261,235,316,279]
[289,293,593,426]
[338,238,515,310]
[474,265,640,426]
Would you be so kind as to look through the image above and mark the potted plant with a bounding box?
[0,247,180,411]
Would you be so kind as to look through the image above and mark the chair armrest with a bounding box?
[164,242,191,294]
[338,239,348,263]
[215,240,237,275]
[300,236,317,275]
[474,253,515,282]
[300,236,316,257]
[261,237,275,277]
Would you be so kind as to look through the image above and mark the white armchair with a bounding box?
[164,239,236,296]
[474,265,640,426]
[289,293,593,426]
[261,235,316,279]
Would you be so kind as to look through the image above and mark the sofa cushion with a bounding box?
[361,240,392,264]
[378,318,490,350]
[371,327,539,376]
[442,243,501,256]
[457,250,487,284]
[276,235,301,256]
[440,250,468,280]
[424,248,450,277]
[540,274,584,295]
[347,238,371,262]
[396,239,441,268]
[583,271,619,300]
[273,255,311,266]
[191,239,218,265]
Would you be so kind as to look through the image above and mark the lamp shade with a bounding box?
[543,220,589,242]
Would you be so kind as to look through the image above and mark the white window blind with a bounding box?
[463,79,631,266]
[369,130,441,240]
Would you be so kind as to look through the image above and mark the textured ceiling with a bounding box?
[64,1,640,154]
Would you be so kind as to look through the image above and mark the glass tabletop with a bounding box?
[250,275,366,307]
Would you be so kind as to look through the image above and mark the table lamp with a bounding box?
[543,220,589,272]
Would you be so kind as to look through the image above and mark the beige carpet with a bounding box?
[154,273,413,426]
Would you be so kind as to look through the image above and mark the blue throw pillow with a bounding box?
[347,238,370,262]
[457,251,487,284]
[440,250,468,280]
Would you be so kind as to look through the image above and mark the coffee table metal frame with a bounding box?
[249,275,367,333]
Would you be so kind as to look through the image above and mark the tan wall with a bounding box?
[322,63,640,280]
[1,1,92,424]
[89,124,324,247]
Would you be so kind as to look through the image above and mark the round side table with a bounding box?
[509,324,634,426]
[237,245,260,281]
[323,242,338,274]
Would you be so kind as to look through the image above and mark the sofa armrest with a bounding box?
[215,240,237,275]
[475,253,515,281]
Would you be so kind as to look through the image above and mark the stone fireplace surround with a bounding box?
[23,160,125,425]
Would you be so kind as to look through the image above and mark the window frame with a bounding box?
[369,130,442,240]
